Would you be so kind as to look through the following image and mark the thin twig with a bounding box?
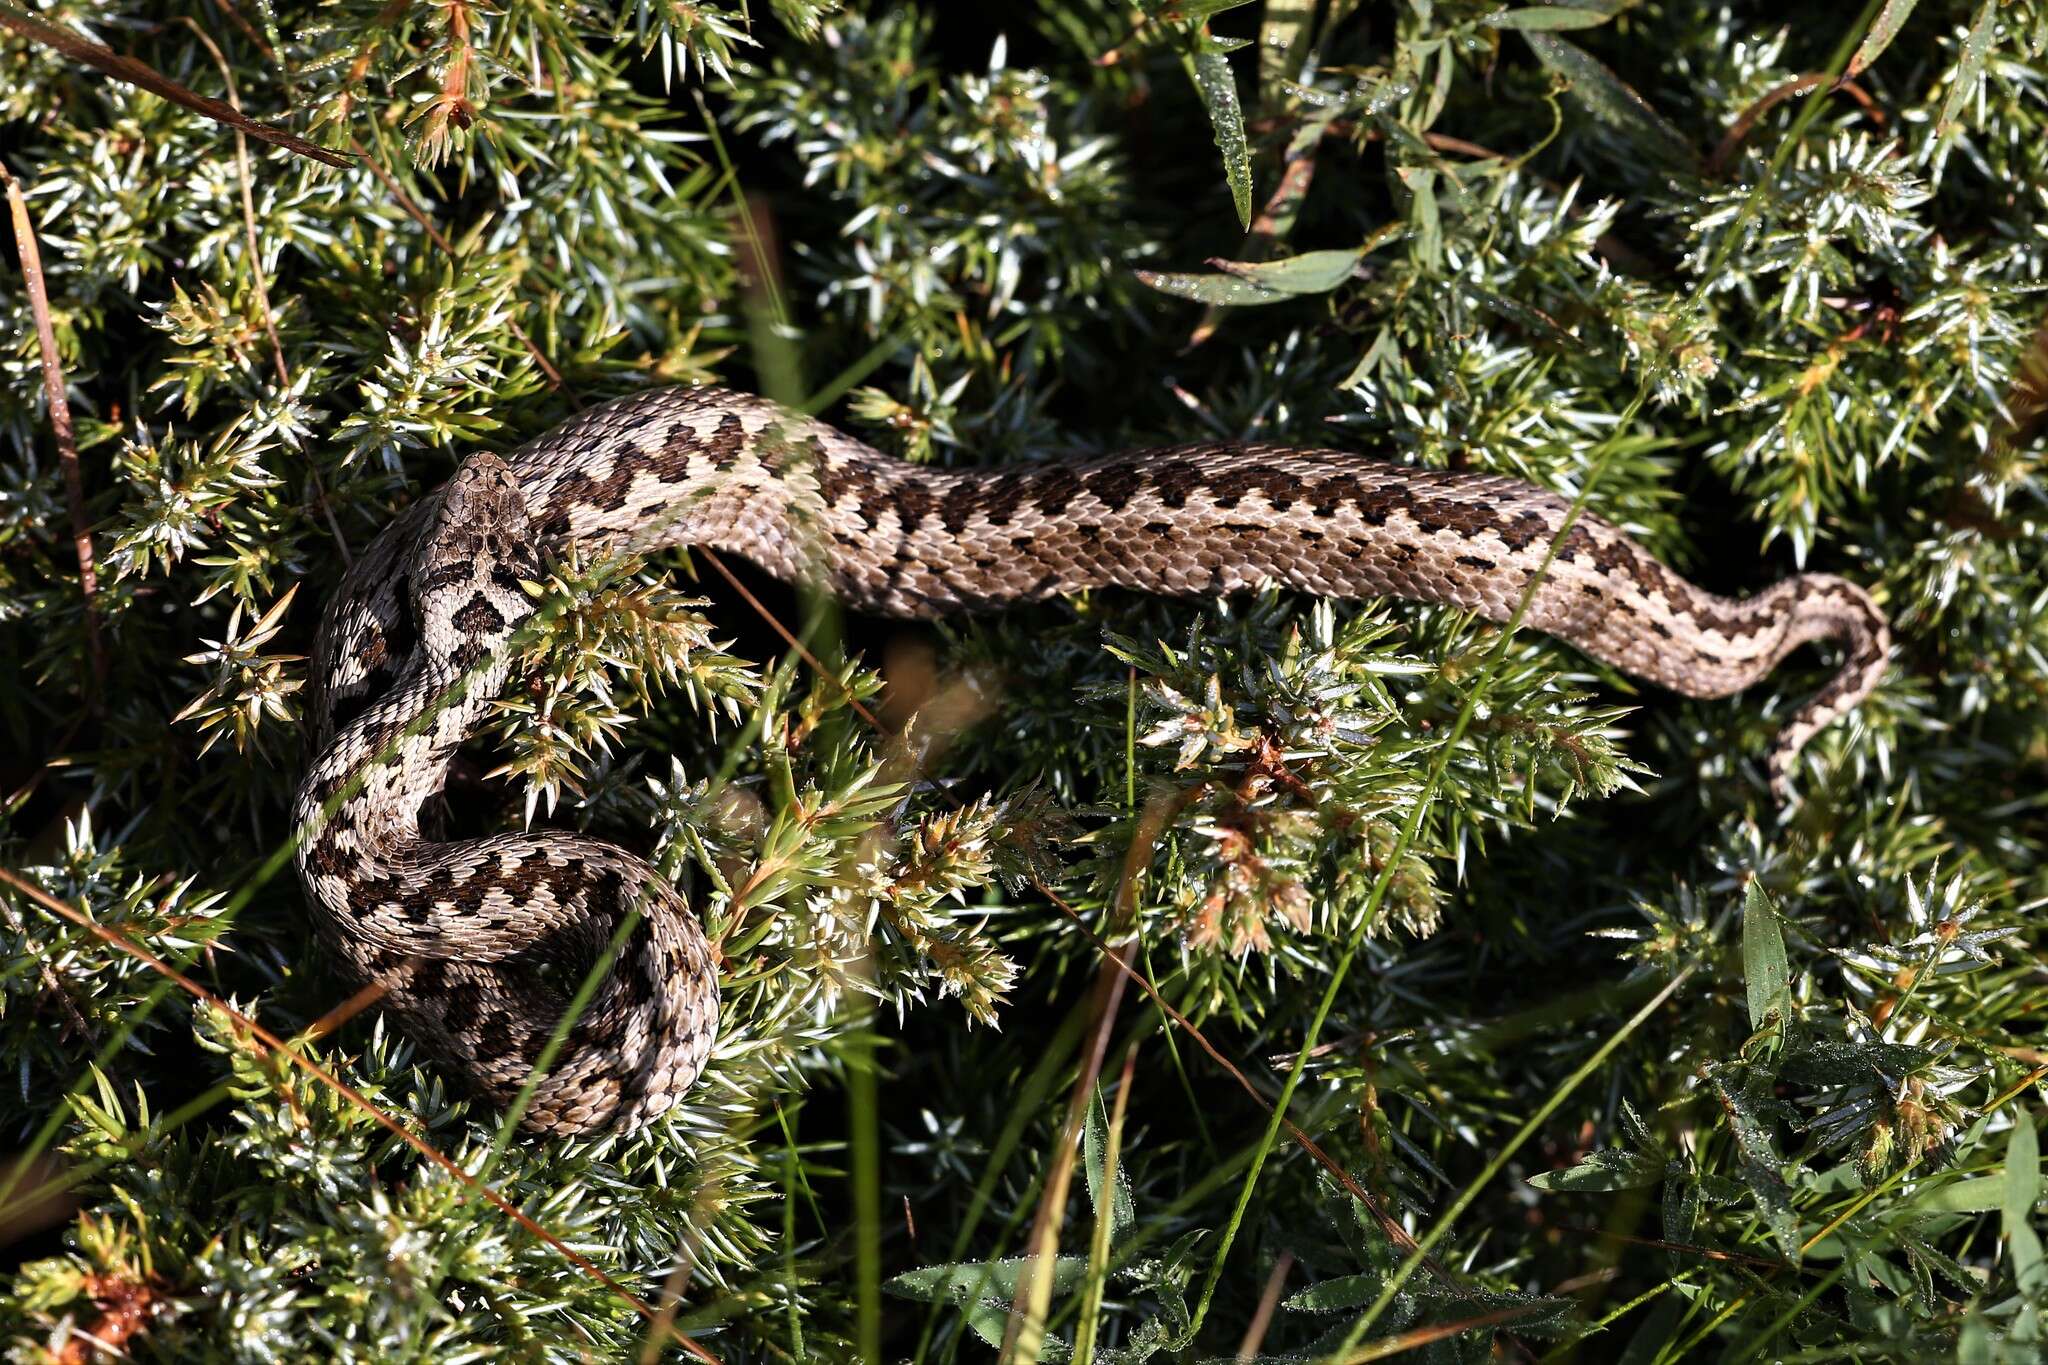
[1421,131,1506,161]
[0,866,722,1365]
[302,980,388,1040]
[1234,1251,1294,1362]
[182,17,352,567]
[1333,1302,1546,1362]
[1001,941,1134,1360]
[505,317,566,392]
[183,22,288,389]
[638,1246,702,1365]
[4,167,106,700]
[1574,1227,1784,1269]
[0,1,349,168]
[0,892,97,1045]
[699,550,884,729]
[1246,117,1513,163]
[206,0,276,61]
[346,136,456,253]
[1707,73,1882,177]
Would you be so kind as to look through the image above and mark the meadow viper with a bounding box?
[294,386,1889,1133]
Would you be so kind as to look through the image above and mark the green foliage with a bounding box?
[4,0,2048,1360]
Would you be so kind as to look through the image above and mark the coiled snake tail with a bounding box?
[295,455,718,1134]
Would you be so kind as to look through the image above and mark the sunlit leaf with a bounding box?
[1529,1148,1666,1191]
[1743,879,1794,1031]
[1847,0,1922,75]
[2006,1115,2043,1291]
[1483,6,1618,32]
[1189,46,1254,227]
[1138,247,1362,304]
[1934,0,1998,147]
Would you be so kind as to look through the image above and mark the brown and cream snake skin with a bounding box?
[294,385,1889,1134]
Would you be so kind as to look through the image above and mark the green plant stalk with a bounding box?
[1072,1052,1134,1365]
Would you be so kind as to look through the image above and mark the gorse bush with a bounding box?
[2,0,2046,1359]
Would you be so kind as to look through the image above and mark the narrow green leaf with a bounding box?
[1935,0,1999,141]
[1529,1148,1665,1192]
[1082,1088,1135,1238]
[1189,47,1254,227]
[1483,7,1618,31]
[2005,1114,2040,1237]
[1283,1273,1378,1313]
[885,1255,1090,1304]
[1742,1158,1804,1261]
[1523,32,1699,172]
[1662,1177,1701,1246]
[1339,327,1401,388]
[960,1297,1071,1359]
[1902,1232,1989,1297]
[1171,0,1261,21]
[1906,1174,2005,1214]
[1620,1099,1655,1149]
[1847,0,1923,75]
[1710,1068,1804,1260]
[961,1298,1013,1351]
[1779,1036,1935,1088]
[1210,248,1364,293]
[2011,1221,2045,1294]
[1957,1314,1995,1363]
[1742,880,1793,1030]
[1135,270,1293,305]
[1403,167,1442,270]
[1138,248,1364,305]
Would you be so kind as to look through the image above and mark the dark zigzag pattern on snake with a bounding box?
[293,385,1889,1135]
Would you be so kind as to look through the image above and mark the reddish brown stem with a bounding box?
[4,169,105,700]
[0,1,349,167]
[1708,73,1883,177]
[0,866,723,1365]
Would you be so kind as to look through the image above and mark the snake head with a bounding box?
[412,453,542,668]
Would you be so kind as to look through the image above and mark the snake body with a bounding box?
[294,385,1889,1134]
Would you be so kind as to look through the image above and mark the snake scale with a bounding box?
[294,385,1890,1134]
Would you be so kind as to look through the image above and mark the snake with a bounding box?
[293,385,1890,1134]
